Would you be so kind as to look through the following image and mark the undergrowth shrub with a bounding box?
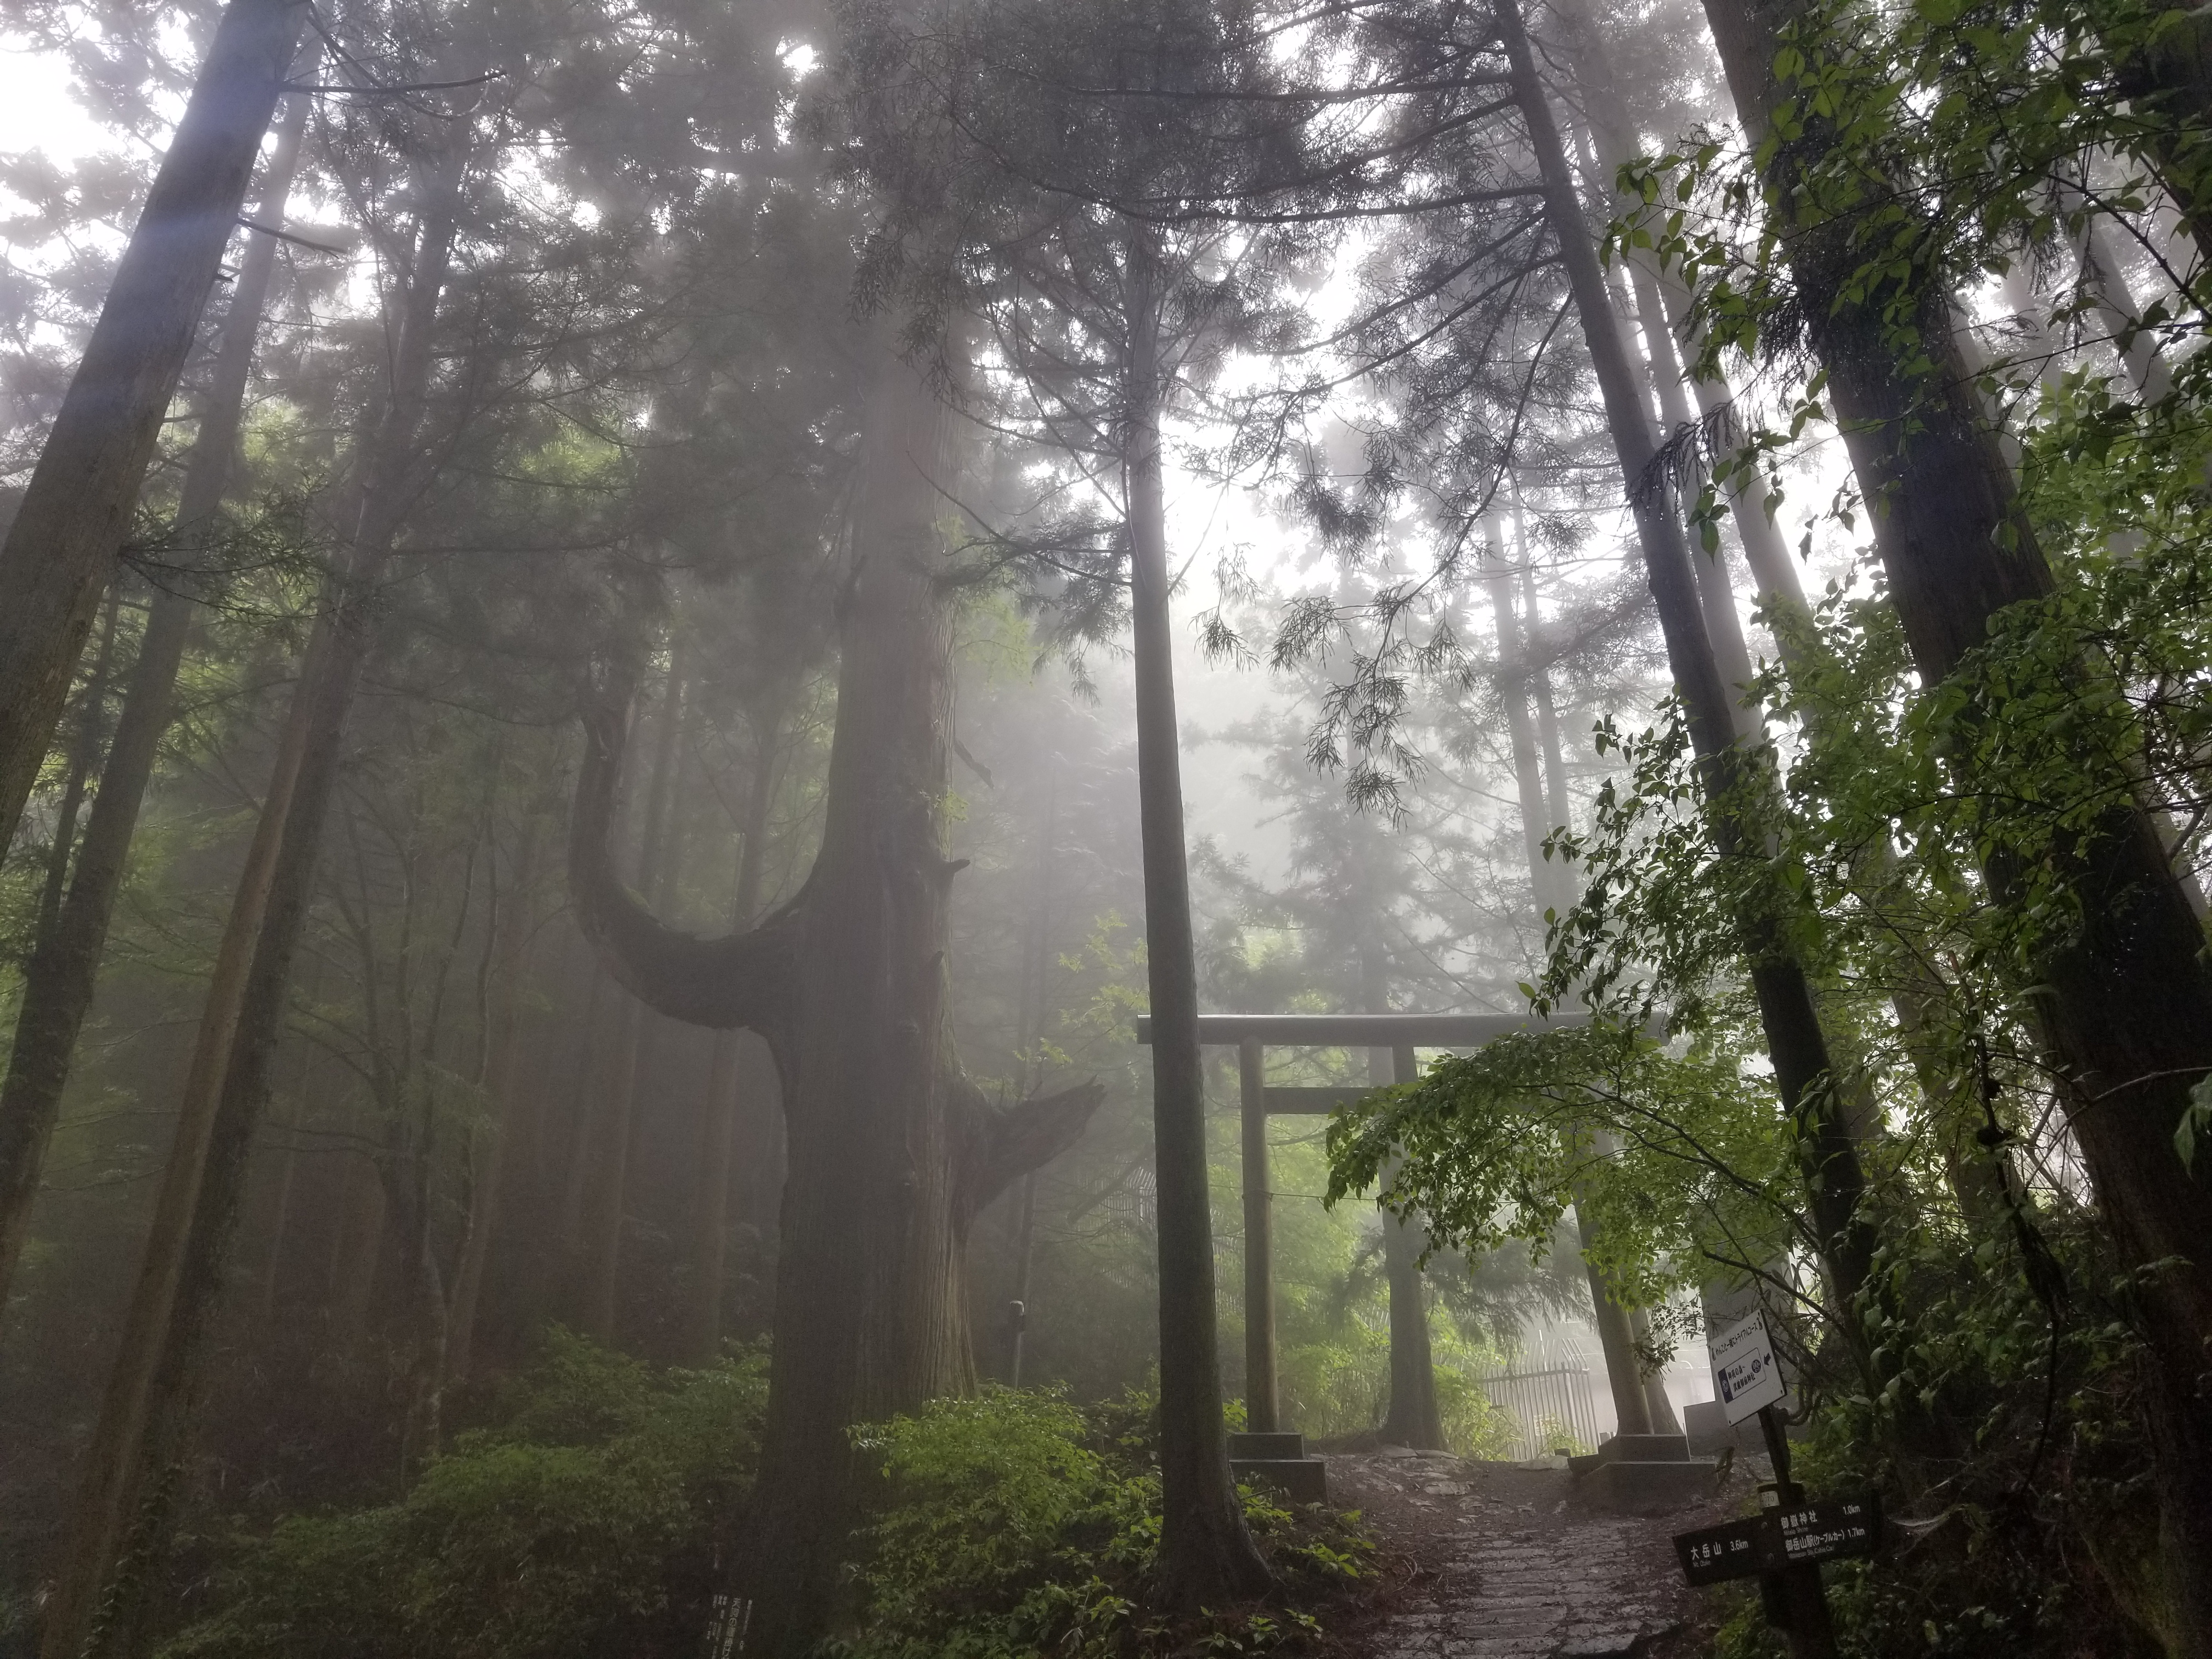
[1707,1205,2166,1659]
[838,1385,1374,1658]
[161,1330,769,1659]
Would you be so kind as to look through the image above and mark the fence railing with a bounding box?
[1472,1361,1602,1460]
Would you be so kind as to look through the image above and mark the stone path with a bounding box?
[1327,1447,1751,1659]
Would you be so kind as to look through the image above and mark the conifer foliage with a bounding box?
[3,0,2212,1654]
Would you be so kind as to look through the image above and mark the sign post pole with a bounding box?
[1679,1311,1847,1659]
[1755,1403,1839,1659]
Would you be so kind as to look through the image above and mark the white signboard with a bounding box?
[1709,1310,1786,1425]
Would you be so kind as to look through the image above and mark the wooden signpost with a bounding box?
[1675,1513,1779,1587]
[1775,1494,1881,1567]
[1673,1312,1871,1659]
[1674,1494,1881,1586]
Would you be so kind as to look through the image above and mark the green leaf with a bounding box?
[2177,1075,2212,1171]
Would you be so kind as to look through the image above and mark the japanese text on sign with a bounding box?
[1674,1515,1780,1586]
[1707,1310,1786,1425]
[1674,1494,1882,1587]
[1776,1496,1880,1565]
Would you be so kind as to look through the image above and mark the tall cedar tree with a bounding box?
[827,0,1380,1599]
[0,91,310,1309]
[568,345,1105,1655]
[1694,0,2212,1640]
[0,0,304,853]
[38,108,478,1659]
[1192,0,1879,1346]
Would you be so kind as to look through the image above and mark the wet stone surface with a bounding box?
[1327,1447,1754,1659]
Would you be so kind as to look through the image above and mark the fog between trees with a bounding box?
[2,0,2211,1655]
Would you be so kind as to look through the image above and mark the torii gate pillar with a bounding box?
[1136,1012,1588,1441]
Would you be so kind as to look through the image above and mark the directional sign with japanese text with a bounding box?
[1708,1310,1786,1425]
[1674,1514,1781,1585]
[1775,1493,1881,1566]
[1674,1493,1882,1587]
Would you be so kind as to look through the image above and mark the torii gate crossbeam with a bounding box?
[1133,1011,1589,1434]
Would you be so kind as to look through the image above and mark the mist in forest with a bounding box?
[2,0,2210,1656]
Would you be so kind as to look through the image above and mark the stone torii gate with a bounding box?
[1136,1009,1706,1509]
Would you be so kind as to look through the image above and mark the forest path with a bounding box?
[1325,1448,1747,1659]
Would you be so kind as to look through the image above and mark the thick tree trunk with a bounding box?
[1629,1307,1682,1435]
[569,349,1102,1656]
[1575,1189,1654,1438]
[1703,3,2212,1639]
[688,1028,743,1362]
[1555,3,1804,674]
[1501,0,1876,1322]
[685,708,778,1364]
[1122,239,1274,1605]
[746,356,1071,1641]
[0,0,304,851]
[1561,15,2011,1218]
[2124,8,2212,257]
[38,144,464,1659]
[756,518,969,1552]
[0,91,309,1312]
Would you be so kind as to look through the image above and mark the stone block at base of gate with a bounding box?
[1599,1433,1694,1463]
[1572,1432,1714,1514]
[1683,1400,1759,1457]
[1227,1431,1308,1461]
[1566,1432,1691,1476]
[1228,1431,1329,1505]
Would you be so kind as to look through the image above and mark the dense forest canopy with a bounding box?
[2,0,2210,1655]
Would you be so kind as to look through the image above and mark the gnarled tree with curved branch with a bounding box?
[567,352,1103,1659]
